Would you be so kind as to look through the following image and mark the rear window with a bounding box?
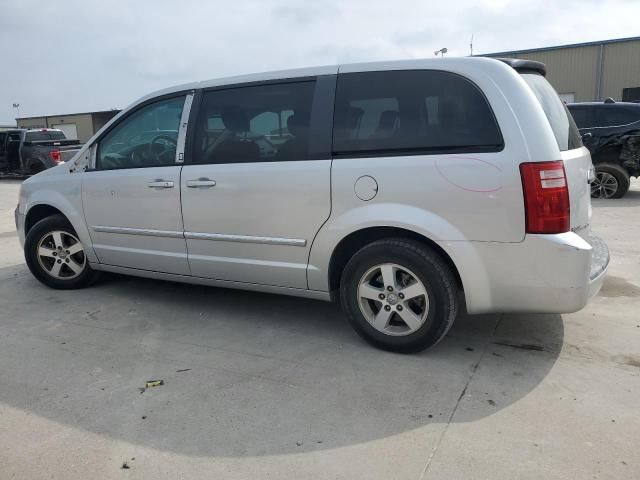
[597,107,640,127]
[333,70,503,156]
[567,107,595,129]
[522,74,582,151]
[25,130,66,142]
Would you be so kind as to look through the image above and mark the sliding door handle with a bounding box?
[186,179,216,188]
[147,180,174,188]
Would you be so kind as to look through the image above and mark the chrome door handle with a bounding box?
[186,179,216,188]
[147,180,174,188]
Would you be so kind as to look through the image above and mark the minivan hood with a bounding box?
[23,162,72,184]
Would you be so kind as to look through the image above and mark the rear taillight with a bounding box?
[519,161,570,234]
[48,150,63,163]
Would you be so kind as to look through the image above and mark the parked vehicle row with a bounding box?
[15,57,609,352]
[0,128,81,176]
[568,100,640,198]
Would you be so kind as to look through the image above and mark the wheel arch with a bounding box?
[326,226,463,301]
[25,157,46,175]
[22,193,98,264]
[24,204,66,235]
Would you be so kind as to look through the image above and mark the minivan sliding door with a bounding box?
[180,76,336,288]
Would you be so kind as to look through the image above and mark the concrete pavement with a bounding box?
[0,178,638,479]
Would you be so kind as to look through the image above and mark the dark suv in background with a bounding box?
[568,101,640,198]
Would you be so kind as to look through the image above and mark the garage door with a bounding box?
[51,123,78,140]
[558,93,575,104]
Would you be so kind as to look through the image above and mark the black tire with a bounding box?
[340,238,459,353]
[24,214,100,289]
[592,163,630,199]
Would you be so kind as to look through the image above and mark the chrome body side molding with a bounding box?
[92,226,307,247]
[92,226,183,238]
[184,232,307,247]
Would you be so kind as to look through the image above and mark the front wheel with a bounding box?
[24,215,100,289]
[340,239,459,353]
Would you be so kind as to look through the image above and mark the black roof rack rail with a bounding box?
[494,58,547,77]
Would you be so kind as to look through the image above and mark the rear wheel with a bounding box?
[28,161,45,175]
[24,215,100,289]
[591,163,630,199]
[340,238,459,353]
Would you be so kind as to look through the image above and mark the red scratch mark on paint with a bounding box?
[435,156,503,193]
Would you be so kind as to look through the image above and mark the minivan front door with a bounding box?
[82,94,191,275]
[180,77,335,288]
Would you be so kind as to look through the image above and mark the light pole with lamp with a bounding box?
[12,103,21,123]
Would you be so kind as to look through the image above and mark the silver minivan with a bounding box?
[15,57,609,352]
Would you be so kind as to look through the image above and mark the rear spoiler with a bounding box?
[495,58,547,77]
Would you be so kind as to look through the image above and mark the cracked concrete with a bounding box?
[0,178,639,479]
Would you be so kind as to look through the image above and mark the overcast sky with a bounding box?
[2,0,639,124]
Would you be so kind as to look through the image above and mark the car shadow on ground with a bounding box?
[0,266,564,457]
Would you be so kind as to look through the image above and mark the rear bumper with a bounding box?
[587,233,609,299]
[455,231,609,314]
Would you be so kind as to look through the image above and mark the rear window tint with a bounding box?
[598,107,640,127]
[567,107,595,129]
[25,130,66,142]
[333,70,503,156]
[193,81,316,164]
[522,74,582,151]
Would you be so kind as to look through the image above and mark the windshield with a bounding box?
[25,130,66,142]
[522,73,582,151]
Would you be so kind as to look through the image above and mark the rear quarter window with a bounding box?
[522,74,582,151]
[333,70,503,156]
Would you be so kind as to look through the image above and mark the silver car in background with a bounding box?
[15,57,609,352]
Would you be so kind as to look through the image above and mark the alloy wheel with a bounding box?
[36,230,86,280]
[357,263,430,336]
[591,171,619,199]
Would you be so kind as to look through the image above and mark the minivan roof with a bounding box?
[136,56,524,105]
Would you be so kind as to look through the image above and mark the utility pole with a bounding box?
[470,34,474,56]
[12,103,21,120]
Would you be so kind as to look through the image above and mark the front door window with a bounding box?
[97,96,185,170]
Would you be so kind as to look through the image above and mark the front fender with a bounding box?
[22,174,97,263]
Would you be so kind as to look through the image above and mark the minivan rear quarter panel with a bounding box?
[308,59,548,295]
